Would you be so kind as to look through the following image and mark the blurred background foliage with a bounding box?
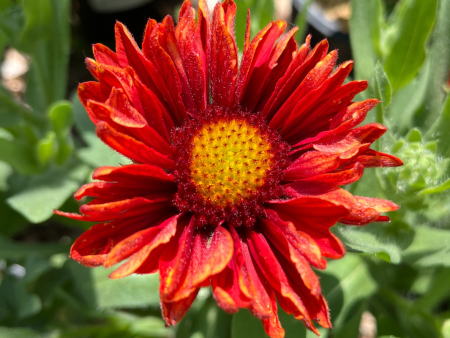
[0,0,449,337]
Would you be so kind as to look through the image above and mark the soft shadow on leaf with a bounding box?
[333,222,415,264]
[68,261,160,309]
[6,161,90,223]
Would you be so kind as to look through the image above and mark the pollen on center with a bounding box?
[189,119,274,206]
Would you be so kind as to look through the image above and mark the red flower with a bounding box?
[56,1,402,336]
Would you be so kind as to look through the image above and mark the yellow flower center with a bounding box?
[189,119,274,206]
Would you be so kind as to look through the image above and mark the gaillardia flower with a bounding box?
[56,0,402,336]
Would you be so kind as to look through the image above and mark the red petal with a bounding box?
[247,229,320,334]
[96,121,175,168]
[262,209,326,268]
[266,196,349,259]
[284,151,340,181]
[285,184,398,226]
[270,50,338,131]
[142,19,188,124]
[67,209,175,267]
[236,20,287,109]
[210,1,238,107]
[92,163,174,183]
[287,80,368,144]
[74,181,175,201]
[79,197,171,221]
[323,163,364,185]
[349,149,403,168]
[89,89,173,155]
[159,217,233,302]
[211,254,252,313]
[161,289,199,326]
[175,0,207,112]
[93,43,120,67]
[197,0,210,92]
[262,38,328,121]
[107,214,181,277]
[253,28,299,113]
[292,99,380,149]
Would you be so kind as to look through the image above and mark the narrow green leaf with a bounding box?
[19,0,70,112]
[349,0,382,81]
[419,0,450,129]
[419,178,450,195]
[6,161,89,223]
[295,0,313,44]
[383,0,438,92]
[234,0,273,50]
[425,93,450,156]
[374,61,392,124]
[387,60,430,135]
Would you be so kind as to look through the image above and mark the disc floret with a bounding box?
[172,106,290,228]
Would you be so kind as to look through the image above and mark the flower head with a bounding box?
[56,1,402,336]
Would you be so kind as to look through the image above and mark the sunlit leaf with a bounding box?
[349,0,382,83]
[383,0,438,92]
[6,161,89,223]
[69,262,161,309]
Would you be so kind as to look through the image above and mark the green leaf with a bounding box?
[402,226,450,267]
[318,254,377,333]
[36,131,57,164]
[333,222,414,264]
[234,0,273,50]
[419,0,450,129]
[48,100,74,164]
[19,0,70,112]
[0,161,12,191]
[0,274,42,320]
[294,0,313,44]
[0,234,69,259]
[419,178,450,195]
[176,295,232,338]
[0,327,54,338]
[0,136,41,175]
[231,309,268,338]
[425,93,450,156]
[69,262,161,309]
[0,2,25,46]
[6,161,89,223]
[412,268,450,311]
[0,86,47,129]
[383,0,438,92]
[349,0,382,81]
[387,60,430,135]
[443,319,450,338]
[374,61,392,124]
